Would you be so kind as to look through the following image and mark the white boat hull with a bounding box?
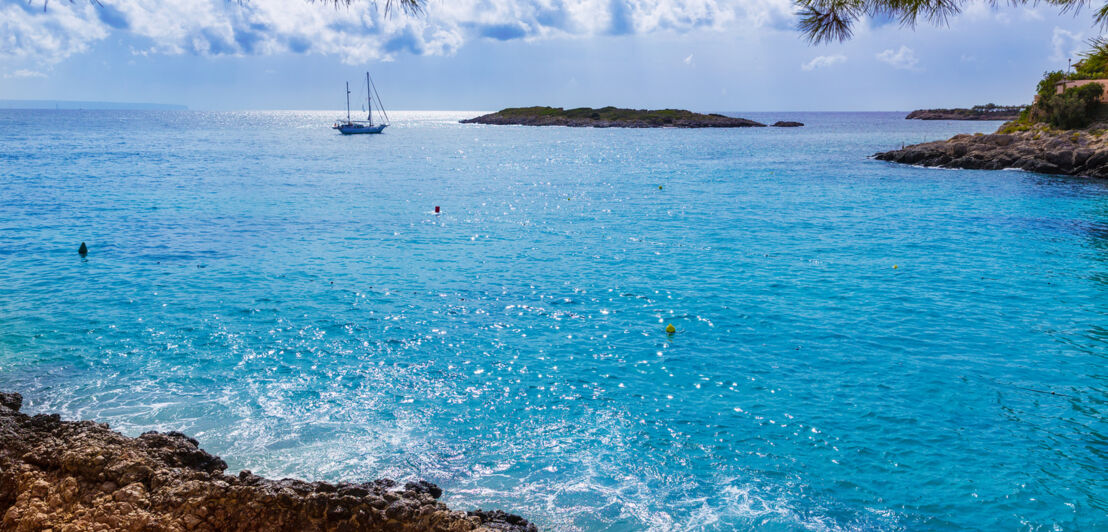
[335,123,387,135]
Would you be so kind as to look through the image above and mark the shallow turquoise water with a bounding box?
[1,110,1107,530]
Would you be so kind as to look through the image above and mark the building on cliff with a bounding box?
[1055,79,1108,102]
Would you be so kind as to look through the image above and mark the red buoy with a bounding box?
[435,206,441,213]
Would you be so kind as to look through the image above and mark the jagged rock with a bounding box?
[985,134,1014,147]
[465,509,534,530]
[1074,148,1095,166]
[0,393,20,412]
[404,480,444,499]
[874,123,1108,178]
[0,391,537,532]
[1042,149,1072,167]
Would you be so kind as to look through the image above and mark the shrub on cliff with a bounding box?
[1047,83,1104,129]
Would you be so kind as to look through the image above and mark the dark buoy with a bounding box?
[435,206,441,214]
[78,242,88,257]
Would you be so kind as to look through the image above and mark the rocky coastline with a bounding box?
[873,124,1108,178]
[461,106,771,128]
[0,391,536,531]
[905,107,1023,121]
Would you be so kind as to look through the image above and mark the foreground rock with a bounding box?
[873,125,1108,178]
[461,106,767,128]
[905,106,1023,121]
[0,392,536,531]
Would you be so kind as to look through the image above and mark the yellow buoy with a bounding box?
[665,323,676,334]
[893,265,899,269]
[659,185,664,190]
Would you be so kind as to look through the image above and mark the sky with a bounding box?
[0,0,1102,111]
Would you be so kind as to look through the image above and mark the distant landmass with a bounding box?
[906,104,1024,120]
[0,99,187,110]
[461,106,781,128]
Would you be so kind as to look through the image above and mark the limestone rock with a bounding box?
[874,123,1108,178]
[0,390,537,532]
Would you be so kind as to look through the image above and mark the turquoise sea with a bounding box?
[1,110,1106,530]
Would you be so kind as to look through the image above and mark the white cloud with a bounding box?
[801,54,845,71]
[4,68,47,79]
[958,2,1029,24]
[0,2,108,67]
[876,45,919,70]
[1050,27,1082,63]
[684,53,694,66]
[0,0,796,68]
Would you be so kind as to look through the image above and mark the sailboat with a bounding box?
[333,72,389,134]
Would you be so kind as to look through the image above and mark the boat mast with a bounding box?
[369,76,390,126]
[345,82,351,122]
[366,72,373,125]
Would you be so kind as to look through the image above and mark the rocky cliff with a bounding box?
[873,125,1108,178]
[0,392,536,532]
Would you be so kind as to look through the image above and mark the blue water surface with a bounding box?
[1,110,1106,530]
